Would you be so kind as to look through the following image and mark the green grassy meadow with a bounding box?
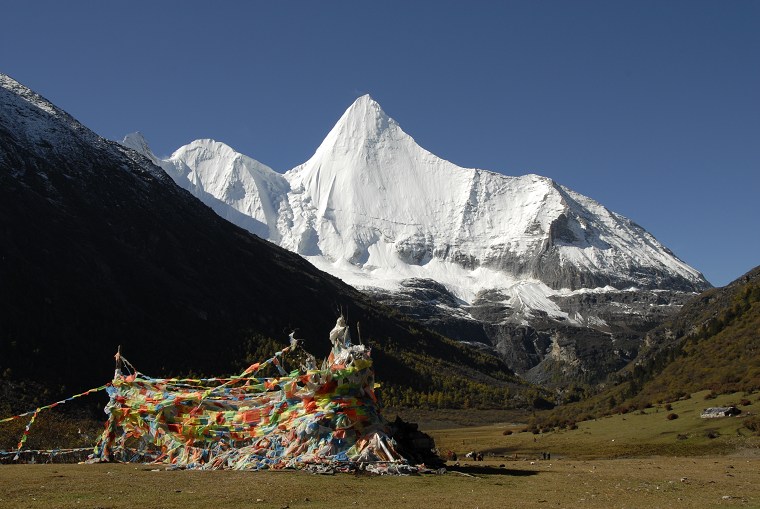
[429,390,760,460]
[0,390,758,509]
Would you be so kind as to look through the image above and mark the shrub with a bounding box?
[665,403,673,411]
[502,429,513,436]
[667,413,679,420]
[532,396,555,410]
[740,398,752,406]
[743,416,760,435]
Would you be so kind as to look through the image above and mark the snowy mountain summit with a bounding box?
[125,95,710,383]
[286,96,706,293]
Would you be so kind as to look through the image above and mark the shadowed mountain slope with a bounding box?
[0,74,521,409]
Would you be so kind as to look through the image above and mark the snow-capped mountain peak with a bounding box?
[289,94,412,182]
[162,139,290,242]
[324,94,394,146]
[124,95,709,313]
[118,133,292,241]
[121,132,161,165]
[112,93,712,382]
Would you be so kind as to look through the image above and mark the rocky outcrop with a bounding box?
[369,278,695,386]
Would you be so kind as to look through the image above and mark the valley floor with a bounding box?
[0,456,758,509]
[1,391,758,508]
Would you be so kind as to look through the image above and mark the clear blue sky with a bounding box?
[2,1,758,286]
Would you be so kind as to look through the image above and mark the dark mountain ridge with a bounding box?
[0,74,522,410]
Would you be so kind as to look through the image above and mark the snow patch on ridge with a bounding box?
[1,73,168,182]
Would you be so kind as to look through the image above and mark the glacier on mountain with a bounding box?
[120,94,715,383]
[122,95,707,322]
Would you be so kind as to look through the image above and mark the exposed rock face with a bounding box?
[368,279,695,385]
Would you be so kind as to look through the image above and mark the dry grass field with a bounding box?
[1,390,758,509]
[1,456,758,509]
